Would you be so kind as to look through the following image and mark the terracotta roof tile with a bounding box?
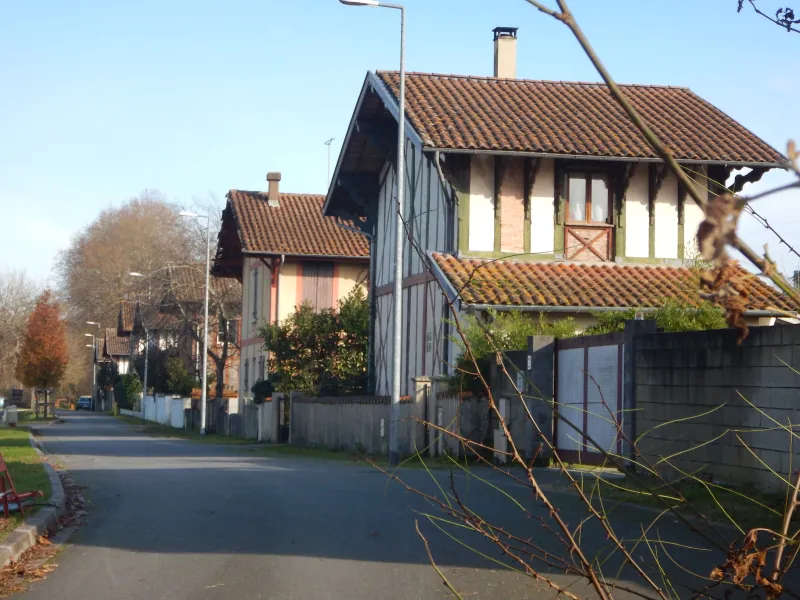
[119,301,135,333]
[166,263,241,303]
[104,328,130,357]
[228,191,369,258]
[431,253,797,313]
[377,72,784,165]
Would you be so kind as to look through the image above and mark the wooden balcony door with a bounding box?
[565,172,613,261]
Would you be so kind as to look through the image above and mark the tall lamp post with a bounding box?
[339,0,405,465]
[84,335,96,411]
[86,321,101,410]
[129,271,152,412]
[179,210,211,436]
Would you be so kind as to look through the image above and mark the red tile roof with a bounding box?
[119,301,135,333]
[431,253,797,313]
[103,328,130,357]
[376,72,784,165]
[228,191,369,258]
[165,263,241,303]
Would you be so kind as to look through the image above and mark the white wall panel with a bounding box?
[684,166,707,260]
[469,155,495,251]
[655,173,679,259]
[530,158,555,255]
[625,168,650,258]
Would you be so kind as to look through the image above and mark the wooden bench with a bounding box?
[0,454,44,518]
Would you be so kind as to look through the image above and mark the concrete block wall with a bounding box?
[635,325,800,491]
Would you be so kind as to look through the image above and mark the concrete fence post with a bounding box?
[271,393,283,443]
[413,376,432,455]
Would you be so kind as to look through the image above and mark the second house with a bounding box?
[213,172,370,401]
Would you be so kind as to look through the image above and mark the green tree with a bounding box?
[260,287,369,395]
[584,299,727,335]
[450,311,577,395]
[118,373,142,409]
[165,357,197,397]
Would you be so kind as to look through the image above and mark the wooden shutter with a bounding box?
[302,262,334,311]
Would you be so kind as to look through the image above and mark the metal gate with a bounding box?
[554,333,624,464]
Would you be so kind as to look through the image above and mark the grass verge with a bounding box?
[0,425,51,540]
[114,415,253,445]
[576,469,785,532]
[250,444,475,470]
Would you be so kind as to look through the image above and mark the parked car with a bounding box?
[76,396,93,411]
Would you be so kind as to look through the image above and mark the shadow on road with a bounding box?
[31,413,762,599]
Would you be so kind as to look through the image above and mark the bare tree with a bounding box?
[0,271,40,392]
[55,191,195,329]
[57,323,94,400]
[149,263,241,400]
[738,1,800,33]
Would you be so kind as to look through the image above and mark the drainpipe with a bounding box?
[267,254,285,382]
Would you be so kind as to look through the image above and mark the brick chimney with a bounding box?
[493,27,518,79]
[266,172,281,207]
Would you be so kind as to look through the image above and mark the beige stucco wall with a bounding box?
[277,261,300,322]
[241,256,271,341]
[238,257,368,401]
[337,263,369,305]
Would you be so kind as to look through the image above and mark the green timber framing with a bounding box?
[451,155,762,265]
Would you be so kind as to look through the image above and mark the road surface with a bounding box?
[19,413,731,599]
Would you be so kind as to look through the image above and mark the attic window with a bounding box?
[567,172,611,224]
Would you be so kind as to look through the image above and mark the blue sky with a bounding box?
[2,0,798,282]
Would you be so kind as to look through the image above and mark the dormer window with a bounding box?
[567,172,611,224]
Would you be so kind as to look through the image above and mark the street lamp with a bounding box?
[129,271,152,412]
[179,210,211,436]
[339,0,405,466]
[86,322,100,410]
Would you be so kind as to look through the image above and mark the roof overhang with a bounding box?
[212,197,245,279]
[323,72,424,227]
[420,146,787,170]
[465,304,791,317]
[241,250,369,262]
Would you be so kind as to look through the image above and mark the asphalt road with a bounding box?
[18,413,741,600]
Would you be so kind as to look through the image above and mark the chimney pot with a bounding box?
[267,172,281,207]
[493,26,518,79]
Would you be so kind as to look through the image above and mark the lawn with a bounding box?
[0,425,51,539]
[573,468,786,533]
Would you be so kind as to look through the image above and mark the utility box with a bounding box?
[4,406,19,427]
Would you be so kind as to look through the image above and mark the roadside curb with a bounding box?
[0,431,66,567]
